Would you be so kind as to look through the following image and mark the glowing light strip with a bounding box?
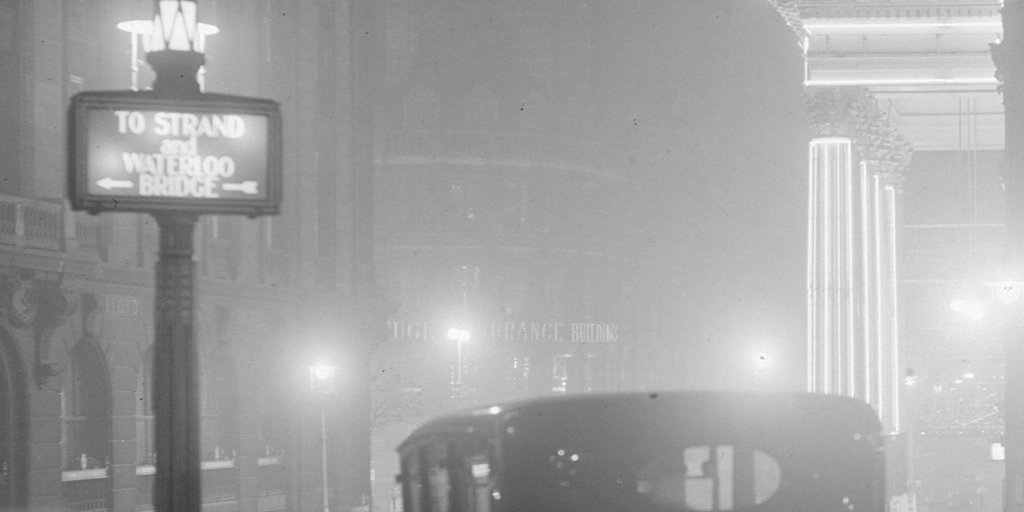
[860,162,873,404]
[802,36,811,87]
[803,20,1002,32]
[823,141,833,394]
[844,143,855,397]
[809,138,856,395]
[807,142,819,393]
[873,174,886,425]
[887,184,901,432]
[846,144,856,397]
[805,77,998,87]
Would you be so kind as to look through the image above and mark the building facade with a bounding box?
[0,0,365,511]
[797,2,1006,512]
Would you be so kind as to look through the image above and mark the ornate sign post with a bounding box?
[66,2,281,511]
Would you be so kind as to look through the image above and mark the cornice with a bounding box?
[795,1,1002,21]
[765,0,810,40]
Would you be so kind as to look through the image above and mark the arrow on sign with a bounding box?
[222,181,260,195]
[97,177,134,190]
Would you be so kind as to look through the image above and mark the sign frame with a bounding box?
[69,90,282,216]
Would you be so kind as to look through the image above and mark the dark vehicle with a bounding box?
[396,391,884,512]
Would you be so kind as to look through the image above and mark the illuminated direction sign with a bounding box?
[70,92,282,215]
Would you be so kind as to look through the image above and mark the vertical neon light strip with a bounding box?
[802,37,810,85]
[822,141,833,393]
[860,162,873,404]
[845,147,856,396]
[807,142,819,393]
[873,174,887,427]
[887,184,901,433]
[808,138,853,395]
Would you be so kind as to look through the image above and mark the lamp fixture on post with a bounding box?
[147,0,204,97]
[117,16,217,92]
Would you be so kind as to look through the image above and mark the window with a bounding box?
[200,349,239,461]
[63,337,111,470]
[404,436,495,512]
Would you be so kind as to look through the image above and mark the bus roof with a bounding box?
[397,390,881,453]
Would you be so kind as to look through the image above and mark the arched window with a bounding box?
[403,85,441,129]
[200,348,239,461]
[464,86,499,130]
[63,336,111,470]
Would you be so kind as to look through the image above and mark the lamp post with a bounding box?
[311,365,337,512]
[447,327,471,398]
[71,6,282,509]
[145,3,204,512]
[992,1,1024,510]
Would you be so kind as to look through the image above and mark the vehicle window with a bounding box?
[448,435,494,512]
[637,445,783,511]
[409,436,494,512]
[425,443,451,512]
[402,450,425,512]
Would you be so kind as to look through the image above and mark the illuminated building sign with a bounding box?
[70,91,281,215]
[387,320,621,344]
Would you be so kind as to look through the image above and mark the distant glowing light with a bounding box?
[447,327,471,343]
[309,364,337,393]
[754,353,773,374]
[151,0,200,52]
[950,299,986,321]
[988,280,1024,304]
[471,463,490,480]
[488,406,501,415]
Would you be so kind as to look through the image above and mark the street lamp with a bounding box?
[753,352,773,376]
[116,17,218,91]
[447,327,471,397]
[310,365,337,512]
[951,298,987,322]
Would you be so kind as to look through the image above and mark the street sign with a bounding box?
[69,90,282,215]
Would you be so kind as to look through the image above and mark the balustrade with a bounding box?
[0,194,63,251]
[61,470,111,512]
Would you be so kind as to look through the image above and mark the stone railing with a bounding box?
[0,194,63,251]
[61,472,111,512]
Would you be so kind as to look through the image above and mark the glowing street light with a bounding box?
[309,364,337,512]
[116,17,218,91]
[753,352,773,376]
[951,298,987,322]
